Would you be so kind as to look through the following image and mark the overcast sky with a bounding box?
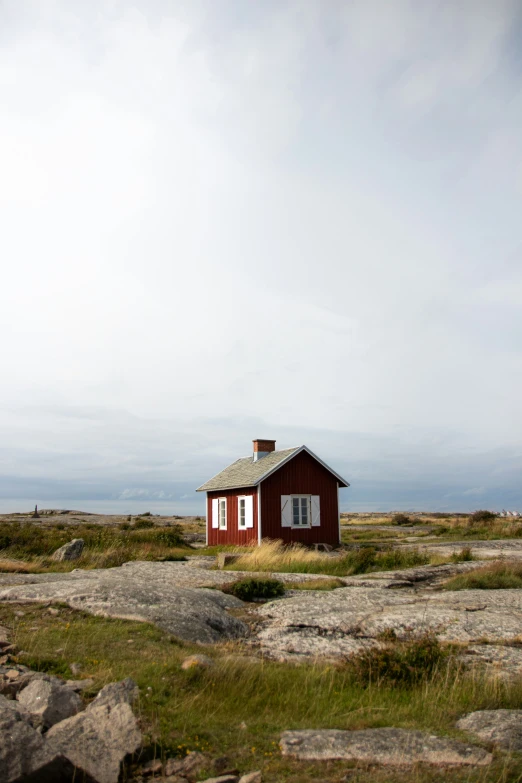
[1,0,522,514]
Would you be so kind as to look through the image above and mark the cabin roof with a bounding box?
[196,445,349,492]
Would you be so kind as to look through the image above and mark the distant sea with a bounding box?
[0,499,204,516]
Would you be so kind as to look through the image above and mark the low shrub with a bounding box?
[444,561,522,590]
[224,577,285,602]
[468,510,496,525]
[349,633,450,686]
[133,518,155,529]
[0,532,11,550]
[391,513,412,526]
[349,546,379,573]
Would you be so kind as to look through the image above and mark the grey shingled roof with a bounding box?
[196,447,300,492]
[196,445,350,492]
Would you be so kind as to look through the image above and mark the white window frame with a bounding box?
[238,496,247,529]
[218,497,227,530]
[290,495,311,528]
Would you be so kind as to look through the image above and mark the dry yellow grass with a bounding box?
[230,539,328,571]
[0,558,40,573]
[227,539,432,577]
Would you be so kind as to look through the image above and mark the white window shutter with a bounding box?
[212,498,219,529]
[311,495,321,526]
[281,495,292,527]
[245,495,254,528]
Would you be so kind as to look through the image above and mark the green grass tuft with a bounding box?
[444,561,522,590]
[224,577,285,601]
[348,634,452,687]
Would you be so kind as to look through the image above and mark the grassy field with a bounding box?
[2,602,522,783]
[341,512,522,542]
[0,520,188,571]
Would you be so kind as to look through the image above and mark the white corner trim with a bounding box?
[337,482,341,546]
[257,484,262,544]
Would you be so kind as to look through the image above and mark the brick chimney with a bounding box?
[253,439,276,461]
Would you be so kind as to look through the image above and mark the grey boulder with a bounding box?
[32,681,141,783]
[0,697,48,783]
[65,678,95,692]
[457,710,522,751]
[51,538,84,561]
[280,728,492,767]
[17,677,83,727]
[93,677,138,707]
[1,679,141,783]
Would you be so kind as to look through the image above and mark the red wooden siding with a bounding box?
[206,487,258,546]
[260,450,340,547]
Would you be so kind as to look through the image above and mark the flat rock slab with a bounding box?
[457,710,522,751]
[280,728,492,766]
[410,540,522,560]
[0,560,339,589]
[256,586,522,659]
[344,561,479,587]
[0,562,248,644]
[463,645,522,679]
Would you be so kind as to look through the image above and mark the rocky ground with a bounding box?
[1,514,522,781]
[0,556,521,675]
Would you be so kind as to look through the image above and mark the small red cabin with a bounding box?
[196,439,350,548]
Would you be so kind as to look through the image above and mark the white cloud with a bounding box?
[1,0,522,510]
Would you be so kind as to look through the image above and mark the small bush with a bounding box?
[119,522,131,531]
[450,546,473,562]
[377,628,398,642]
[0,533,11,550]
[349,546,378,573]
[349,633,450,686]
[133,518,155,529]
[391,513,412,526]
[468,510,496,526]
[147,529,184,547]
[225,577,285,602]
